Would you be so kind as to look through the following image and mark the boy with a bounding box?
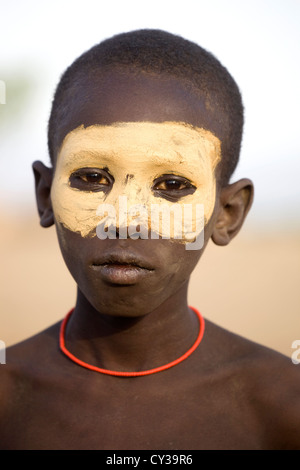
[1,29,299,450]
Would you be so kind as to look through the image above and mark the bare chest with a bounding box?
[1,372,267,450]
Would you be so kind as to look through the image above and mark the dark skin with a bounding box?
[1,71,299,450]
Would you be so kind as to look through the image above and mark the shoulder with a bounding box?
[0,322,62,422]
[246,343,300,449]
[203,320,300,449]
[2,321,62,373]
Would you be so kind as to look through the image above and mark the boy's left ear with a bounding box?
[32,160,54,227]
[211,178,254,246]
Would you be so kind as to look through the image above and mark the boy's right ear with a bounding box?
[32,161,54,227]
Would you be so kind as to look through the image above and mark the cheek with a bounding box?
[51,176,107,237]
[54,222,79,270]
[102,180,216,244]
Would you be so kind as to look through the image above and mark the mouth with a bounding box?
[90,253,154,285]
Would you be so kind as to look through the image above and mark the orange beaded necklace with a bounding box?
[59,306,205,377]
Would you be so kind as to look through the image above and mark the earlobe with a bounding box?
[211,178,254,246]
[32,160,54,228]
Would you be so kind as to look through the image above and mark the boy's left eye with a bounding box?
[152,175,196,200]
[154,180,187,191]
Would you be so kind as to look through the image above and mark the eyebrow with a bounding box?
[59,150,114,169]
[65,150,112,160]
[60,148,201,182]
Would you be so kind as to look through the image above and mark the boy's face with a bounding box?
[52,122,221,240]
[49,71,223,316]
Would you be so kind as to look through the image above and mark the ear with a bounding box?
[211,178,254,246]
[32,160,54,227]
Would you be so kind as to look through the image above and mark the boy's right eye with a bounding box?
[69,168,113,192]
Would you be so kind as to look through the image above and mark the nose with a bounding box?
[97,177,150,237]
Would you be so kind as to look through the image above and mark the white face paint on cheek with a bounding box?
[50,122,221,241]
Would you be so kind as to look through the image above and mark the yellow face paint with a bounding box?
[51,122,221,243]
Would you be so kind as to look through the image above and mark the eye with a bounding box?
[153,175,196,201]
[69,168,113,192]
[155,179,187,191]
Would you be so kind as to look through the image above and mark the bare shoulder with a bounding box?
[0,320,63,379]
[247,342,300,450]
[203,320,300,449]
[0,323,63,434]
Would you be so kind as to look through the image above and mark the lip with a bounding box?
[90,252,154,285]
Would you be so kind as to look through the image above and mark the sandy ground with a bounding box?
[1,213,299,359]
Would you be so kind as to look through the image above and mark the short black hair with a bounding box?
[48,29,244,185]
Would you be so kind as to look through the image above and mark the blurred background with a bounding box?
[1,0,299,357]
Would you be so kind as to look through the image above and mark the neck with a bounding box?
[64,284,199,373]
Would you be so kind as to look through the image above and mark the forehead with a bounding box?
[54,69,224,159]
[57,121,221,174]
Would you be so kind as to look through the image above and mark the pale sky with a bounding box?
[1,0,300,231]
